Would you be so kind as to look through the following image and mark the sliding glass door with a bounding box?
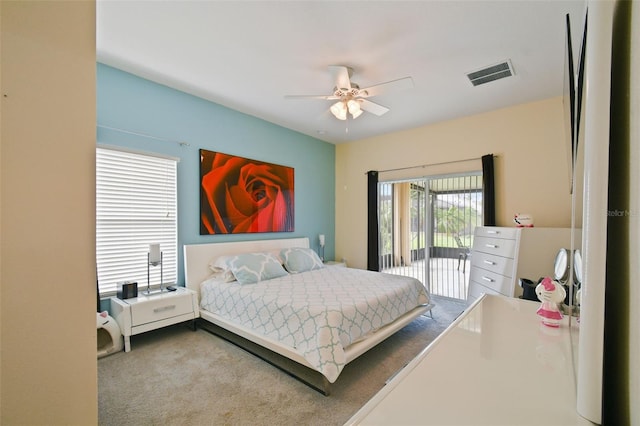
[379,173,482,300]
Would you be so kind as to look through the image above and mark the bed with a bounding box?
[184,237,433,395]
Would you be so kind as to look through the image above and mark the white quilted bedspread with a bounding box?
[199,267,430,383]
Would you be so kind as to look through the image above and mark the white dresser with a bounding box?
[468,226,574,302]
[346,295,589,425]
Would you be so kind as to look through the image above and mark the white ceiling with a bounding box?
[96,0,586,144]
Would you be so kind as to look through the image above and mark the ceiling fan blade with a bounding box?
[359,76,414,98]
[359,99,390,116]
[328,65,352,90]
[284,94,340,100]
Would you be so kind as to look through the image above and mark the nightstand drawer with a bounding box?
[130,293,193,326]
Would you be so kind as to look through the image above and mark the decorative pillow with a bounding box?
[280,247,325,273]
[208,256,237,282]
[226,252,289,285]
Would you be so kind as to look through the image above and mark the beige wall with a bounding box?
[0,1,97,424]
[336,97,572,269]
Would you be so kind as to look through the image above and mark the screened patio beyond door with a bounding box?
[378,174,483,300]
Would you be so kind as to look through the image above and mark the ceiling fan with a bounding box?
[285,65,414,120]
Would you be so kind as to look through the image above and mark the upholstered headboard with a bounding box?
[183,237,310,295]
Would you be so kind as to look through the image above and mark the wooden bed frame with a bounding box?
[183,237,433,395]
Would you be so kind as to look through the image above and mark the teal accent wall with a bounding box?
[97,64,335,286]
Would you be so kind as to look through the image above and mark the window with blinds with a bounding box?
[96,147,178,295]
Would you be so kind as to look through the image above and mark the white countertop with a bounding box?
[346,294,594,425]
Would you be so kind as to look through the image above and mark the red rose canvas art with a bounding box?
[200,150,294,234]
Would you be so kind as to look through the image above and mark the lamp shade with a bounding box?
[318,234,325,247]
[149,243,161,264]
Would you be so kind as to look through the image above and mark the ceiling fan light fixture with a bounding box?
[347,99,360,113]
[287,65,410,121]
[330,101,347,120]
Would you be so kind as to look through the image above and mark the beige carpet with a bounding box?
[98,295,467,426]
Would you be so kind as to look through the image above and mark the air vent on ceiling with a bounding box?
[467,60,515,86]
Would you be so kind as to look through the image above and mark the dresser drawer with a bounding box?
[470,251,515,278]
[473,236,517,259]
[474,226,519,240]
[469,267,514,296]
[130,292,194,326]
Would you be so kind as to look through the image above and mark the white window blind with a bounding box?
[96,147,178,295]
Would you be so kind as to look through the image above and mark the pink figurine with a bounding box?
[535,277,566,328]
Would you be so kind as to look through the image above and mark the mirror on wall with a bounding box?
[569,3,614,424]
[563,8,586,318]
[563,3,587,416]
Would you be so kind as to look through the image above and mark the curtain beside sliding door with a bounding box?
[482,154,496,226]
[367,171,379,271]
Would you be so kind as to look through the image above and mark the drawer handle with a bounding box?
[485,243,499,249]
[153,305,176,313]
[481,276,495,283]
[486,230,500,234]
[483,260,496,265]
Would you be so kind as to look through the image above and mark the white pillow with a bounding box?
[280,247,325,273]
[208,256,236,282]
[225,252,289,285]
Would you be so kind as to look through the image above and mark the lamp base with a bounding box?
[142,287,168,296]
[146,251,164,295]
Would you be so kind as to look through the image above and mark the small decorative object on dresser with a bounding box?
[535,277,566,328]
[111,287,199,352]
[513,213,534,227]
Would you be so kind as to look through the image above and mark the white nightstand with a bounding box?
[111,287,199,352]
[324,260,347,268]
